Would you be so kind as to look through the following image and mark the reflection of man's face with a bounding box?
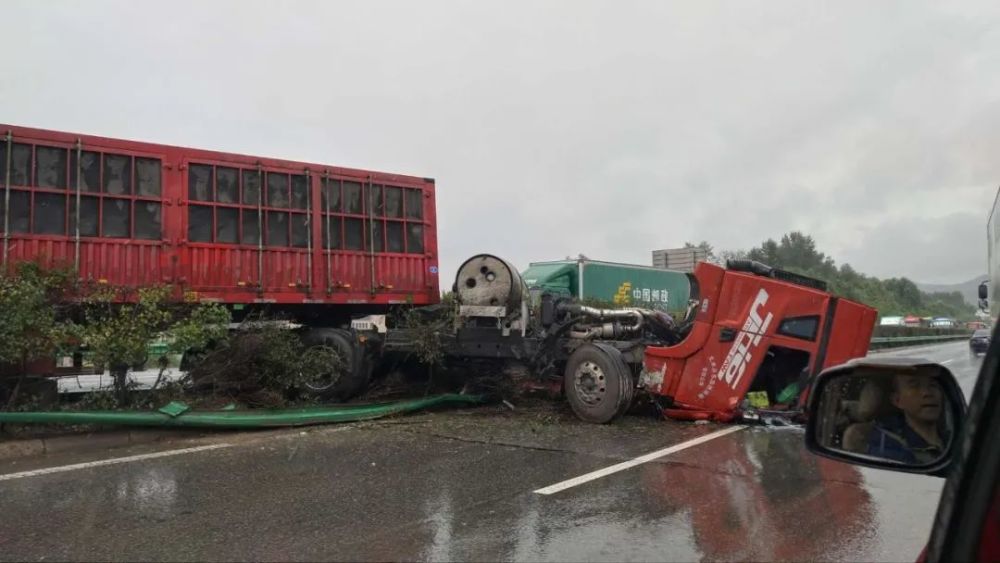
[892,374,942,423]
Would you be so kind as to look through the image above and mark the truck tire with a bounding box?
[302,328,371,401]
[563,343,635,424]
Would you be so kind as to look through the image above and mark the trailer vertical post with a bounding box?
[323,170,332,295]
[2,131,12,268]
[304,168,312,293]
[256,164,264,291]
[367,175,376,296]
[74,139,82,272]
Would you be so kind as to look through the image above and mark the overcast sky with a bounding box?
[3,1,999,284]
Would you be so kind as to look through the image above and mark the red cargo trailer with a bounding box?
[0,124,439,320]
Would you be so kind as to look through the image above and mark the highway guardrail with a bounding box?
[869,334,971,350]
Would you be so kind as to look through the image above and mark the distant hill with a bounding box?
[916,275,988,307]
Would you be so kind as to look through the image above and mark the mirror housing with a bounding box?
[805,358,967,477]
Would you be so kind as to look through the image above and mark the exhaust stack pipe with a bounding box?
[561,304,644,324]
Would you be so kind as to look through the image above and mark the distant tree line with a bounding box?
[684,233,976,321]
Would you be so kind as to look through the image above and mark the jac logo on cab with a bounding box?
[718,288,774,389]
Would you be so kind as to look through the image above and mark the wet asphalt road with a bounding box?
[0,340,983,562]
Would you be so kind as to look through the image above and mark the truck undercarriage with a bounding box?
[300,253,877,425]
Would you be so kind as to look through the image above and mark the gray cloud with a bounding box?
[842,212,987,284]
[2,0,998,284]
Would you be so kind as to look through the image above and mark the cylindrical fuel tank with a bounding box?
[455,254,528,311]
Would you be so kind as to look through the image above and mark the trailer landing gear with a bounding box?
[563,343,635,424]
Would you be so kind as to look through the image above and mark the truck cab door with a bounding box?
[666,274,833,417]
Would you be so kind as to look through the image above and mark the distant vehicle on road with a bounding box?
[970,329,991,356]
[930,317,958,329]
[880,315,904,326]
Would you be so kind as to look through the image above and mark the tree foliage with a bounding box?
[187,318,341,407]
[727,232,976,320]
[77,285,231,404]
[683,241,721,264]
[0,263,75,369]
[2,264,233,408]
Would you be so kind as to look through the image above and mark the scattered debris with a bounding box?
[186,319,335,408]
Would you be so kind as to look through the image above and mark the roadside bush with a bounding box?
[187,318,340,408]
[0,262,75,370]
[0,263,76,408]
[386,292,457,374]
[71,390,119,412]
[76,285,231,406]
[400,307,449,370]
[872,325,972,338]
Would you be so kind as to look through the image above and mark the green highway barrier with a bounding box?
[0,394,487,429]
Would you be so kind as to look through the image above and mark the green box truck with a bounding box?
[521,259,691,312]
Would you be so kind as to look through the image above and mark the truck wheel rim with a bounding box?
[574,360,606,405]
[301,344,342,391]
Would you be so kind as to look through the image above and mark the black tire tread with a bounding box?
[303,328,371,400]
[564,343,635,424]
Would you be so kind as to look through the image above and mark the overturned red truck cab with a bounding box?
[640,260,876,422]
[379,254,876,425]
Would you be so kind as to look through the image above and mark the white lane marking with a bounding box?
[0,443,231,482]
[534,426,746,495]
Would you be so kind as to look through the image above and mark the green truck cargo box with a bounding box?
[521,259,691,312]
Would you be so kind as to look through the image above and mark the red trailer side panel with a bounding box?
[0,124,439,306]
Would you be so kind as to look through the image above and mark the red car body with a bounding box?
[0,124,439,308]
[642,262,877,421]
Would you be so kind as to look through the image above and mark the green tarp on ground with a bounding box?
[0,394,486,429]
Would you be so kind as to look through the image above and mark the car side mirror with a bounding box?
[805,359,967,477]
